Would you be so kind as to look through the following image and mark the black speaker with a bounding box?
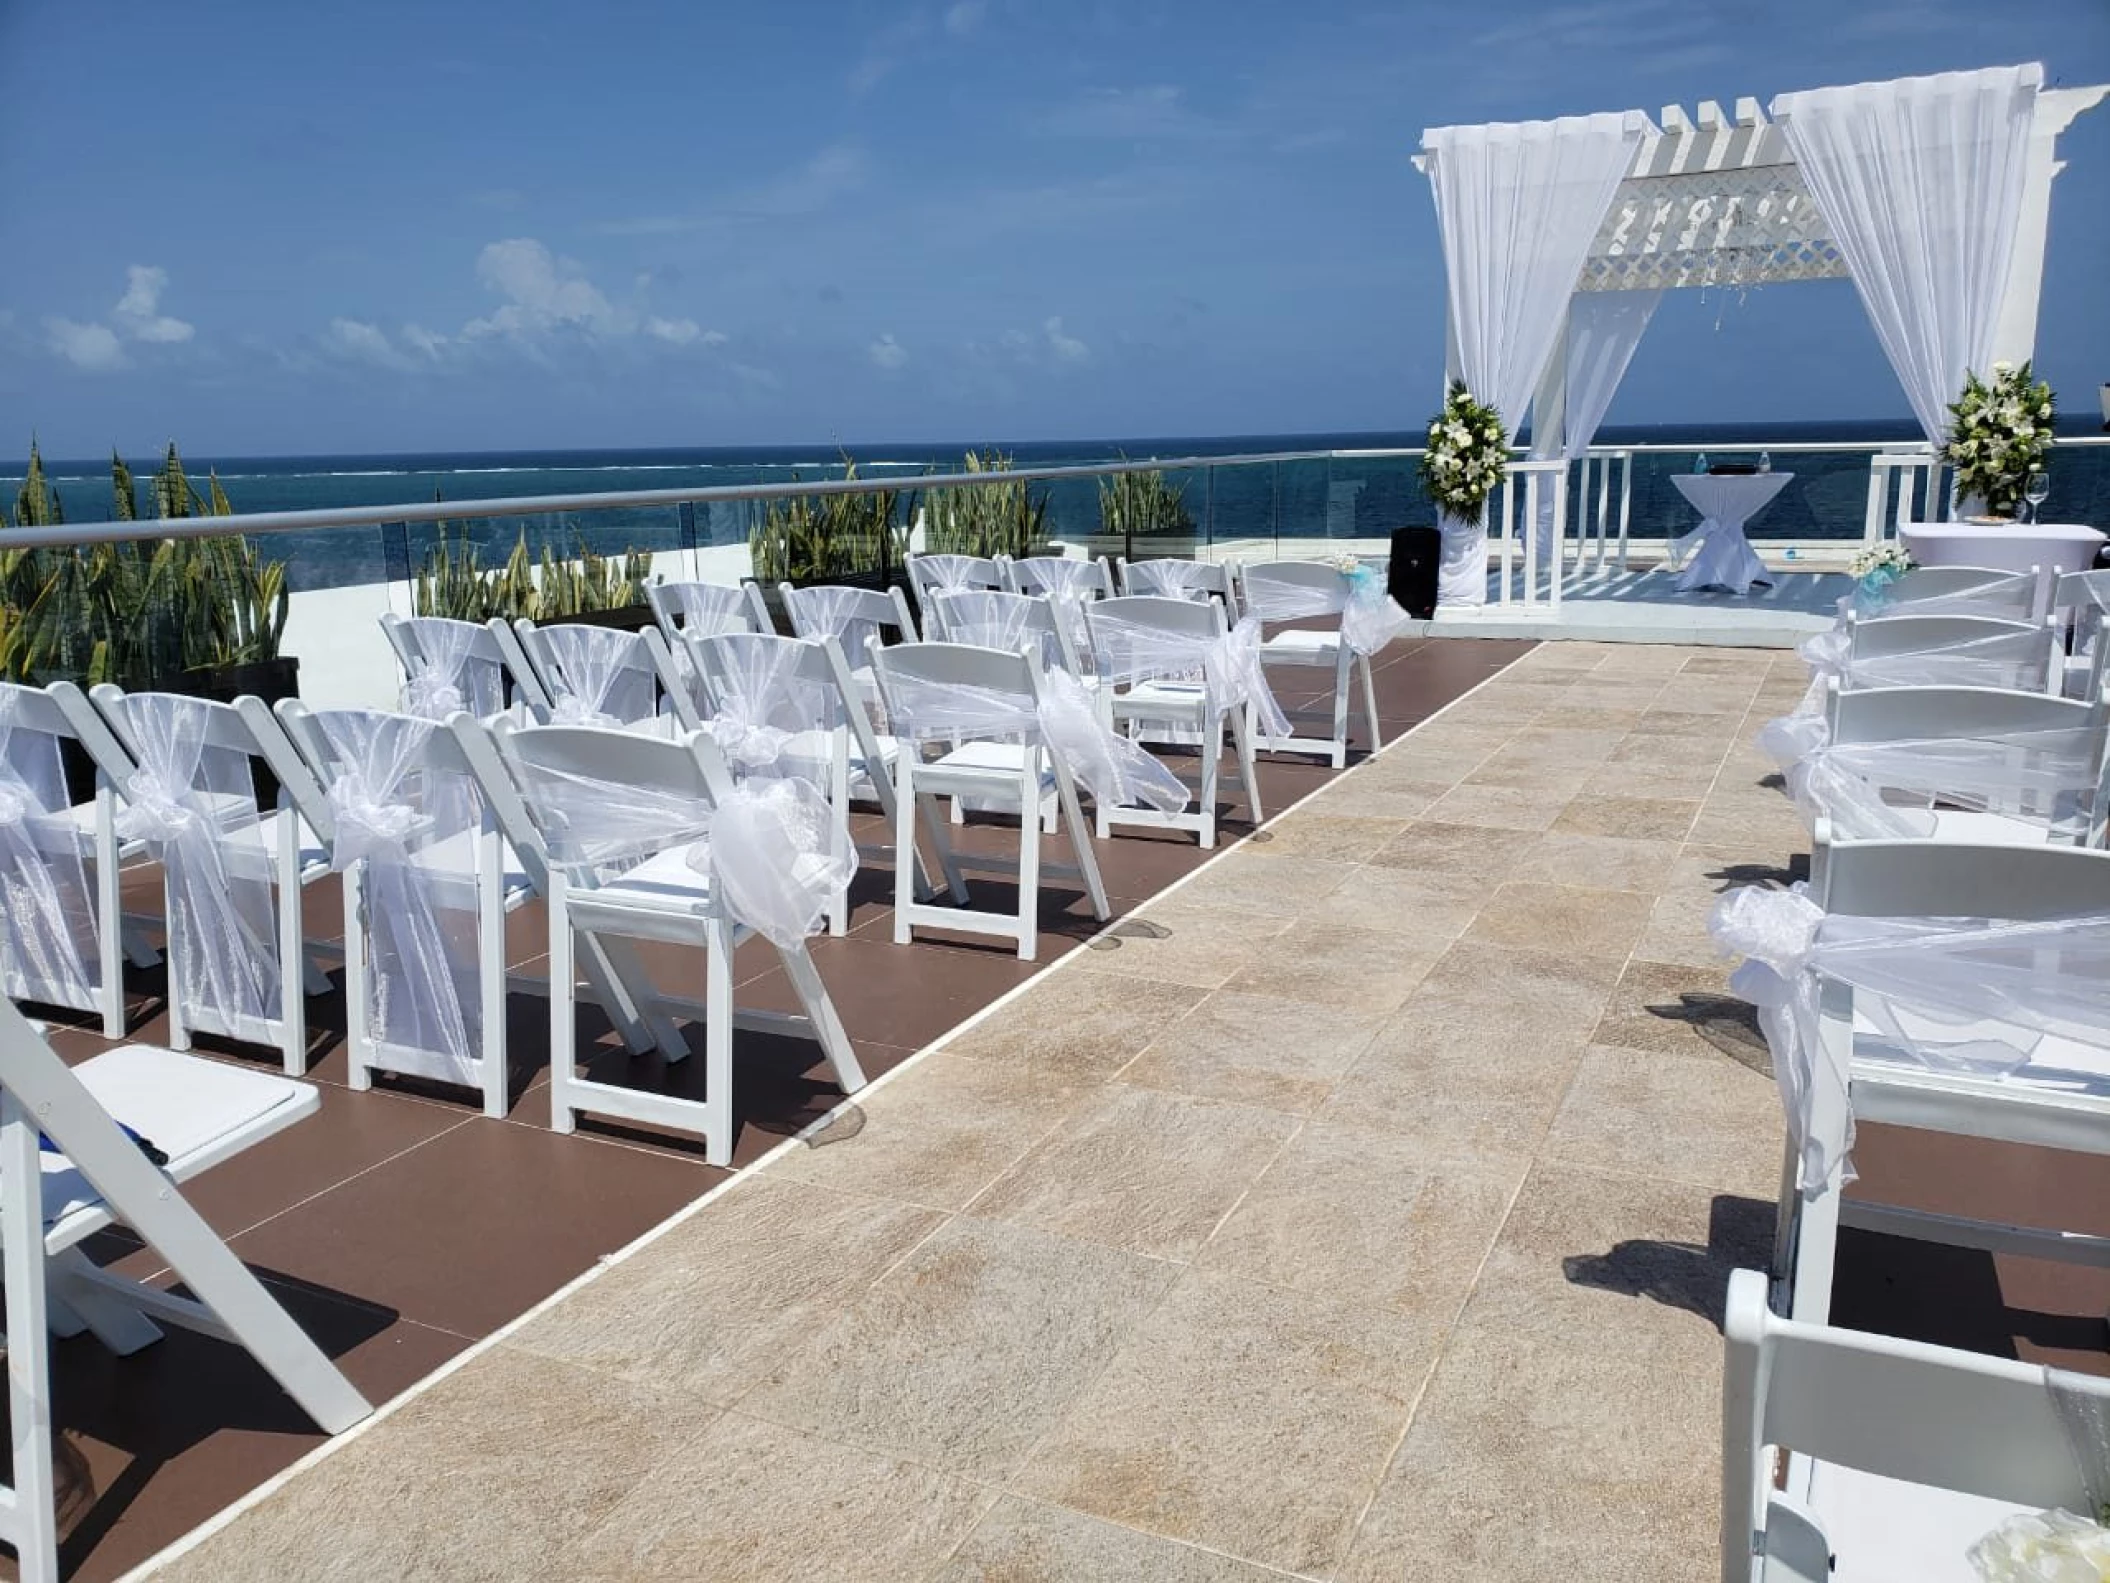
[1387,526,1442,618]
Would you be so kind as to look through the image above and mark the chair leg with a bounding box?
[893,751,918,945]
[1329,654,1351,770]
[1052,755,1111,922]
[548,879,578,1135]
[829,727,851,937]
[275,819,307,1076]
[478,835,509,1119]
[915,784,970,903]
[703,917,736,1168]
[94,824,124,1041]
[342,866,372,1093]
[1229,702,1265,824]
[1198,714,1220,849]
[1015,754,1042,960]
[1,1095,60,1583]
[779,942,865,1094]
[1357,653,1382,754]
[163,876,190,1054]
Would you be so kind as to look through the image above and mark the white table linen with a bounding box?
[1671,472,1793,594]
[1900,521,2105,577]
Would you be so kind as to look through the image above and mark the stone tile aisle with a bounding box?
[145,642,1801,1583]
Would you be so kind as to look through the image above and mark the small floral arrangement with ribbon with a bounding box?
[1847,541,1916,610]
[1419,381,1508,521]
[1942,360,2057,520]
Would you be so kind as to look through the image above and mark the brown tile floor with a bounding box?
[18,634,1533,1582]
[101,637,2110,1583]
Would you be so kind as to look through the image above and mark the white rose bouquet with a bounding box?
[1420,382,1508,521]
[1942,360,2057,520]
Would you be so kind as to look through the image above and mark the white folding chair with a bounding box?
[1003,554,1114,599]
[482,720,866,1164]
[1085,594,1265,848]
[380,613,512,719]
[1810,681,2110,847]
[777,582,920,714]
[0,683,157,1038]
[647,578,772,643]
[1235,559,1381,768]
[510,619,675,732]
[80,687,334,1075]
[906,552,1004,612]
[0,997,370,1582]
[1719,1264,2110,1583]
[1874,563,2042,619]
[274,701,533,1116]
[1844,611,2061,696]
[685,629,922,936]
[925,589,1089,682]
[1117,555,1241,618]
[2054,568,2110,702]
[869,640,1111,961]
[1770,834,2110,1326]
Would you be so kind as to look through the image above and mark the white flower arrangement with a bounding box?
[1942,360,2057,520]
[1328,553,1361,574]
[1968,1507,2110,1583]
[1419,382,1508,521]
[1847,542,1915,580]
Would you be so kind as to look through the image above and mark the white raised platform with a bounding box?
[1421,565,1847,647]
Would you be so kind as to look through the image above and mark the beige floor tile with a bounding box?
[1542,1043,1782,1198]
[1552,793,1700,842]
[969,1084,1299,1259]
[1463,881,1654,959]
[1199,1118,1524,1315]
[1592,958,1768,1067]
[1073,903,1296,991]
[743,1216,1175,1478]
[774,1054,1091,1210]
[1325,1016,1586,1159]
[1462,748,1598,792]
[941,965,1210,1077]
[552,1411,996,1582]
[1579,760,1723,802]
[1303,776,1446,821]
[1218,918,1445,1015]
[1550,705,1648,732]
[1121,988,1390,1113]
[1687,797,1807,850]
[1628,708,1740,737]
[160,1351,721,1583]
[934,1499,1297,1582]
[1168,850,1362,918]
[1014,1270,1440,1577]
[1608,730,1728,768]
[1424,782,1566,832]
[1521,832,1682,893]
[503,1178,942,1402]
[1301,864,1489,945]
[1366,819,1532,884]
[1412,940,1625,1033]
[1247,812,1413,862]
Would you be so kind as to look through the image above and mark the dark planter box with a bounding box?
[56,655,303,812]
[551,602,657,634]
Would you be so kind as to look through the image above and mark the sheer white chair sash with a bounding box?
[930,592,1066,675]
[885,666,1189,815]
[509,751,852,949]
[664,582,752,636]
[537,625,661,728]
[112,694,281,1029]
[1785,727,2101,842]
[1125,560,1221,601]
[693,637,844,777]
[402,617,505,720]
[0,690,99,1008]
[783,585,886,667]
[914,554,996,593]
[1244,566,1410,655]
[316,710,482,1085]
[1850,569,2038,621]
[1088,610,1294,740]
[1710,885,2110,1194]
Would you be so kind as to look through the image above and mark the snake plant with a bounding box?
[411,523,658,621]
[1098,463,1195,544]
[923,449,1046,558]
[748,457,911,585]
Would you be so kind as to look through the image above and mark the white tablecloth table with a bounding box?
[1899,522,2105,577]
[1671,472,1793,594]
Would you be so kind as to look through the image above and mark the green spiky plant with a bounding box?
[1097,463,1194,547]
[411,523,657,621]
[749,457,910,586]
[923,449,1046,558]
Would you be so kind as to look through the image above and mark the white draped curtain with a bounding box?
[1528,288,1665,563]
[1772,65,2041,443]
[1423,111,1646,605]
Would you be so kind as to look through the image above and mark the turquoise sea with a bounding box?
[12,420,2108,593]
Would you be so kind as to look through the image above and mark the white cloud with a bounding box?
[401,323,449,359]
[1036,85,1226,142]
[1044,316,1089,364]
[645,316,724,346]
[868,333,909,370]
[326,317,416,370]
[112,265,194,343]
[943,1,985,34]
[464,238,622,339]
[46,317,127,371]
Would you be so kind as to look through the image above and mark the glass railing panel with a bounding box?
[1202,460,1272,565]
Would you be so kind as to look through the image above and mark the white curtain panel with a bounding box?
[1527,287,1665,563]
[1423,111,1645,603]
[1773,65,2042,442]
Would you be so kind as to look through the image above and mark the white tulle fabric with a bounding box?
[1007,560,1105,663]
[1785,727,2100,842]
[911,554,1001,595]
[533,625,662,728]
[508,743,852,949]
[0,688,100,1010]
[1846,569,2038,622]
[1123,560,1225,602]
[111,694,281,1033]
[928,591,1068,674]
[885,661,1189,815]
[691,634,850,778]
[1087,608,1294,741]
[401,618,506,721]
[1710,884,2110,1194]
[782,584,898,667]
[316,710,483,1086]
[1242,566,1411,656]
[660,582,754,636]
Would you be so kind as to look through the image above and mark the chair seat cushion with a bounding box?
[598,845,714,913]
[1799,1459,2025,1583]
[1924,809,2062,847]
[1260,629,1341,660]
[928,740,1057,786]
[42,1045,315,1231]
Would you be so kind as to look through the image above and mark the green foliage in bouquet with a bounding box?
[1419,382,1508,521]
[1096,463,1194,543]
[1941,361,2056,520]
[924,450,1047,558]
[748,457,911,586]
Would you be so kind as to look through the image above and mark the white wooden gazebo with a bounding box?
[1412,63,2107,609]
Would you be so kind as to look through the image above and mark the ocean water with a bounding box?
[10,420,2106,594]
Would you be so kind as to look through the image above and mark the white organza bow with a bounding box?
[1243,566,1410,656]
[1090,609,1294,741]
[0,693,99,1008]
[1785,728,2099,842]
[1710,884,2110,1194]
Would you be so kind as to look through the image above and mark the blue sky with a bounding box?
[2,0,2106,457]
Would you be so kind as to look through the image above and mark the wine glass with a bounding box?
[2024,471,2051,523]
